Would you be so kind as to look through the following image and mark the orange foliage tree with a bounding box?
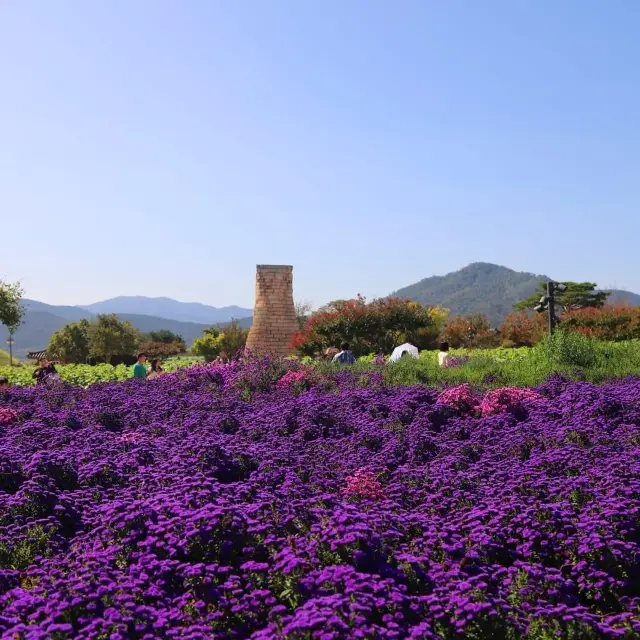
[438,314,498,349]
[560,306,640,342]
[498,311,548,347]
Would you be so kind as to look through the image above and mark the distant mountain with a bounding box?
[213,317,253,331]
[81,296,251,325]
[607,290,640,306]
[391,262,640,326]
[23,299,93,322]
[13,311,83,358]
[8,298,253,359]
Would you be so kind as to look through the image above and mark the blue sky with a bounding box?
[1,1,638,308]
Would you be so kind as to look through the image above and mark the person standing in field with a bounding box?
[333,342,357,365]
[437,342,450,367]
[146,358,163,380]
[33,359,58,385]
[132,353,148,380]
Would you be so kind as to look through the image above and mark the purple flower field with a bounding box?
[1,362,640,639]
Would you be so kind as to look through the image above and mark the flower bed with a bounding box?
[0,364,639,638]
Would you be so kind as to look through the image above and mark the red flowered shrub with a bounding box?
[291,296,445,357]
[561,306,640,342]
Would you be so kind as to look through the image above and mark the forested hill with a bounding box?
[391,263,640,326]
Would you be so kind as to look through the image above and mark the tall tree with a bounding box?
[515,282,610,313]
[295,300,313,330]
[0,279,25,336]
[87,314,140,364]
[0,279,25,365]
[47,319,91,363]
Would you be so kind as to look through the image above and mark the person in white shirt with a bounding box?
[437,342,450,367]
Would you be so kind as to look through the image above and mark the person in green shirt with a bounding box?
[132,353,148,379]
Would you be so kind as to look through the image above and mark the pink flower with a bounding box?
[444,355,470,368]
[117,433,140,444]
[436,384,479,413]
[480,387,541,416]
[0,408,17,425]
[373,354,386,366]
[276,370,307,389]
[344,469,386,501]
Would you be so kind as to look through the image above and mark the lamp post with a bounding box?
[6,335,15,367]
[546,281,556,335]
[534,282,567,335]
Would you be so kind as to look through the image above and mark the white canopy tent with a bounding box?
[389,343,419,363]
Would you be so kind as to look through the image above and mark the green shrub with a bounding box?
[541,330,598,369]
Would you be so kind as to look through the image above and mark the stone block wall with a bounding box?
[245,265,298,357]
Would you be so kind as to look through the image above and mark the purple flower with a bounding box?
[0,358,637,637]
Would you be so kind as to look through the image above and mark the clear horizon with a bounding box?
[2,1,639,308]
[22,261,640,310]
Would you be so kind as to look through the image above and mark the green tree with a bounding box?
[138,341,185,359]
[87,314,140,364]
[515,282,610,313]
[47,319,91,363]
[144,329,186,347]
[139,329,186,357]
[0,279,25,366]
[192,328,223,362]
[0,279,25,336]
[217,319,249,357]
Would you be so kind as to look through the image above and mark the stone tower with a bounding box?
[245,265,298,356]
